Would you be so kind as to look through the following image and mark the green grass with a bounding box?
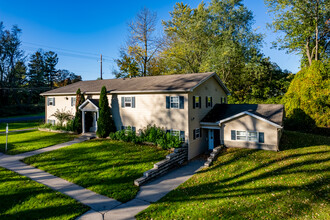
[137,131,330,219]
[0,121,42,132]
[23,139,168,202]
[0,167,89,219]
[0,130,76,155]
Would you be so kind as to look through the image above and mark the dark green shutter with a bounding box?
[211,97,213,107]
[199,96,201,109]
[121,97,125,108]
[205,97,208,107]
[193,96,195,109]
[179,96,184,109]
[180,131,185,142]
[231,130,236,140]
[166,96,170,109]
[132,97,135,108]
[53,97,55,106]
[259,132,264,143]
[193,129,196,140]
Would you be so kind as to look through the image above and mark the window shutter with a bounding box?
[199,96,201,109]
[192,96,195,109]
[259,132,264,143]
[221,97,223,104]
[166,96,170,109]
[231,130,236,140]
[121,97,125,108]
[211,97,213,107]
[166,130,170,133]
[132,97,135,108]
[47,98,49,106]
[180,131,185,142]
[200,128,202,138]
[53,97,55,106]
[132,127,136,132]
[205,97,208,108]
[193,129,196,140]
[179,96,184,109]
[224,97,227,104]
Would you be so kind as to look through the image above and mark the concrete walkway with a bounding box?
[0,133,205,219]
[0,127,37,134]
[79,160,205,220]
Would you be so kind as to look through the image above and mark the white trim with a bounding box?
[41,90,190,96]
[201,126,220,130]
[219,111,283,129]
[78,99,99,110]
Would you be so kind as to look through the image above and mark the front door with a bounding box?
[208,129,214,150]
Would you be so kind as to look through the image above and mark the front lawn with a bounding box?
[23,139,168,202]
[0,130,76,155]
[0,167,89,219]
[0,121,42,132]
[137,131,330,219]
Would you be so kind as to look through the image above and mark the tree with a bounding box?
[283,61,330,128]
[97,86,115,138]
[73,88,85,133]
[114,7,162,77]
[265,0,330,66]
[44,51,58,88]
[51,109,73,127]
[54,69,82,87]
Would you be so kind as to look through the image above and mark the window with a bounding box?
[47,97,55,106]
[206,96,212,108]
[166,96,184,109]
[121,97,135,108]
[231,130,265,143]
[121,126,136,133]
[193,96,201,109]
[248,131,258,141]
[193,128,201,139]
[221,97,227,104]
[71,97,76,107]
[236,131,246,140]
[166,130,185,142]
[47,119,55,125]
[170,96,179,109]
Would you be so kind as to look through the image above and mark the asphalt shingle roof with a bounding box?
[41,72,229,95]
[201,104,284,126]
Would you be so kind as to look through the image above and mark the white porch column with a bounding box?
[82,111,85,133]
[95,110,99,132]
[92,112,96,132]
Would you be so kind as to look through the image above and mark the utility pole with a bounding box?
[100,54,103,80]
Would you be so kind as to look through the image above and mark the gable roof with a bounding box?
[78,99,99,110]
[40,72,230,96]
[201,104,284,127]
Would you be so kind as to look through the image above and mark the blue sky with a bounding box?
[0,0,300,80]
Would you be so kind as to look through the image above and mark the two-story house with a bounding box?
[41,72,283,159]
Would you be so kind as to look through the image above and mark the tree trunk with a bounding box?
[306,40,312,66]
[315,0,319,61]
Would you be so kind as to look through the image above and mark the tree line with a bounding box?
[114,0,328,105]
[0,22,81,115]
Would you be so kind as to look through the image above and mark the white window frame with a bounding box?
[236,131,247,140]
[170,96,179,109]
[195,128,200,139]
[124,97,132,107]
[207,96,212,107]
[71,97,76,107]
[47,97,55,106]
[47,119,55,125]
[235,130,262,143]
[194,96,200,108]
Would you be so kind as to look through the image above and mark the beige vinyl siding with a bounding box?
[188,76,228,159]
[46,95,77,125]
[111,93,189,142]
[222,114,280,151]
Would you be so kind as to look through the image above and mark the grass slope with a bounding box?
[137,131,330,219]
[0,167,89,220]
[0,130,76,155]
[0,121,42,132]
[24,139,168,202]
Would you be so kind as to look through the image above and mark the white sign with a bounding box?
[6,124,8,134]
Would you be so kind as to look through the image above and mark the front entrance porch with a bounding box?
[78,99,100,133]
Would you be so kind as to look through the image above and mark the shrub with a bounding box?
[51,109,74,127]
[97,86,116,138]
[73,88,85,133]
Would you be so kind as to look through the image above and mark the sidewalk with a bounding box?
[0,133,205,219]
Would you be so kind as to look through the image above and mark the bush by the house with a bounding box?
[97,86,116,138]
[109,125,182,149]
[73,88,85,134]
[51,109,74,127]
[39,119,75,132]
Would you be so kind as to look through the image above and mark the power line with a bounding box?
[22,41,113,59]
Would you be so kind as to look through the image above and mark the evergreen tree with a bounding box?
[97,86,115,138]
[73,88,85,133]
